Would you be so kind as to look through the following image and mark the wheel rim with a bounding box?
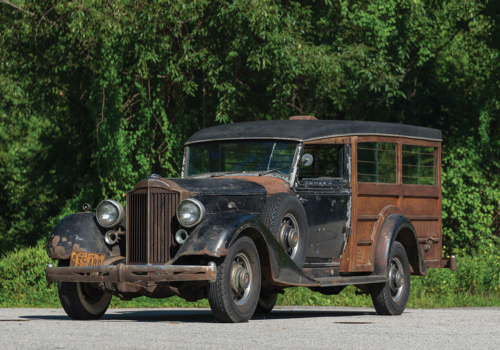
[76,282,111,314]
[230,252,253,306]
[388,257,405,302]
[279,213,299,260]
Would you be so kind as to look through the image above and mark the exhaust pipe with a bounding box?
[104,230,119,245]
[175,229,189,245]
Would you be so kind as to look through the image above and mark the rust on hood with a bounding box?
[226,176,291,195]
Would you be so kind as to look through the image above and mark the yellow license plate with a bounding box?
[70,251,105,267]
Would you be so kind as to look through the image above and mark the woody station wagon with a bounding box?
[46,117,456,322]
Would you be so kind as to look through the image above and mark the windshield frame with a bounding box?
[182,140,302,182]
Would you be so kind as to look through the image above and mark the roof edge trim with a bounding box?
[185,133,443,145]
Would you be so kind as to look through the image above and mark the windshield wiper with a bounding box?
[259,166,289,176]
[209,170,247,178]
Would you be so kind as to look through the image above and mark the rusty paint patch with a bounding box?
[227,176,291,195]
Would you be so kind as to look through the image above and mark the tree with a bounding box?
[0,0,498,254]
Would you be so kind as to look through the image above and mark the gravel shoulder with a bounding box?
[1,306,499,349]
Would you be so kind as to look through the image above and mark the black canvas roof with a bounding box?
[185,120,442,144]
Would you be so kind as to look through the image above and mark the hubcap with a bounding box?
[279,213,300,259]
[230,252,252,305]
[388,257,404,301]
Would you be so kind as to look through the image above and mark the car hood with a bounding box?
[131,176,291,196]
[169,176,290,196]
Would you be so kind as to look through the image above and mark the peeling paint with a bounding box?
[180,146,188,178]
[346,144,352,182]
[346,197,352,229]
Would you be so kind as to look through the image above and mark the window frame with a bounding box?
[298,144,347,181]
[356,139,398,184]
[400,139,439,187]
[353,136,440,187]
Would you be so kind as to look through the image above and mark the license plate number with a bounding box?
[70,251,105,267]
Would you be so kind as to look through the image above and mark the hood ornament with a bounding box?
[149,173,161,179]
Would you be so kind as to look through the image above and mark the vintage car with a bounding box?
[46,117,456,322]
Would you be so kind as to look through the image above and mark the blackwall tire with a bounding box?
[57,260,112,320]
[207,236,261,323]
[369,241,411,315]
[262,194,308,268]
[255,290,278,314]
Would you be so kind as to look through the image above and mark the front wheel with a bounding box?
[369,241,410,315]
[57,260,112,320]
[207,236,261,323]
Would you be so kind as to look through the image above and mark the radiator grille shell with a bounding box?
[126,187,180,265]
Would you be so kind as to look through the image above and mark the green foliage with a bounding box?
[1,0,498,255]
[0,0,499,287]
[0,241,60,307]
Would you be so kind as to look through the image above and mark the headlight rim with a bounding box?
[96,199,125,228]
[177,198,206,228]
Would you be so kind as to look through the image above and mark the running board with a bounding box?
[316,275,387,287]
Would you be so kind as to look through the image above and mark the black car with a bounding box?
[46,117,455,322]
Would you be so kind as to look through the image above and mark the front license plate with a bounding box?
[70,251,105,267]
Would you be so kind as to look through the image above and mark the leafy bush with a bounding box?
[0,240,60,307]
[1,0,499,257]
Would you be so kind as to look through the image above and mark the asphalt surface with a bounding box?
[0,306,499,349]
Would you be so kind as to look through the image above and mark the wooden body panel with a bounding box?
[339,136,442,272]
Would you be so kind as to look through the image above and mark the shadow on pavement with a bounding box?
[20,308,376,323]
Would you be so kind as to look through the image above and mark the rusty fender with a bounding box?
[46,212,117,260]
[373,214,427,277]
[171,210,318,287]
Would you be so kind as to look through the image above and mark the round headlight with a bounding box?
[96,199,125,228]
[177,199,206,228]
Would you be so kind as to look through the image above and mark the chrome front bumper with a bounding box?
[46,263,217,284]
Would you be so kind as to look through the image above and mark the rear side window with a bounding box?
[357,142,397,183]
[402,145,436,185]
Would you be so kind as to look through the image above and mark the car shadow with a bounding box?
[20,308,377,323]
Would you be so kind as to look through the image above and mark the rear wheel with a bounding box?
[369,241,410,315]
[255,290,278,314]
[207,236,261,323]
[57,260,112,320]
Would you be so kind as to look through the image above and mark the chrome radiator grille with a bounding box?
[127,187,180,264]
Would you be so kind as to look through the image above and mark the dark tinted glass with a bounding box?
[299,146,340,178]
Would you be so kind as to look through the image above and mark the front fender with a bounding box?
[47,212,120,260]
[373,214,427,276]
[172,211,318,287]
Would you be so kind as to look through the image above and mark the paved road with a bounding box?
[0,306,499,349]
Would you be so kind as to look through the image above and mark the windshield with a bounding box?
[186,141,298,177]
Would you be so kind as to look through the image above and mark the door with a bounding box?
[294,142,352,268]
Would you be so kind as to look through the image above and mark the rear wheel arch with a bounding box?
[373,214,427,277]
[395,227,424,276]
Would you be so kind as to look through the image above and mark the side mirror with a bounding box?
[301,153,313,166]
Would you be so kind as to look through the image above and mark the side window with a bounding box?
[299,145,343,179]
[402,145,436,185]
[357,142,397,183]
